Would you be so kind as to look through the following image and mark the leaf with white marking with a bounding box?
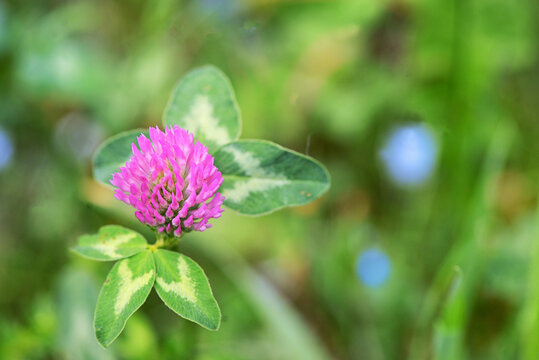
[93,129,148,186]
[162,66,241,153]
[94,251,155,347]
[153,249,220,330]
[214,140,330,215]
[72,225,148,261]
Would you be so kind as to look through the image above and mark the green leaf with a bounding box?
[93,129,148,185]
[213,140,330,215]
[72,225,148,261]
[162,65,241,153]
[94,251,155,347]
[153,249,221,330]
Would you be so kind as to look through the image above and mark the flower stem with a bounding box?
[147,232,182,251]
[164,235,181,249]
[147,236,165,252]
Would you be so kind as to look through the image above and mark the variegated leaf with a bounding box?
[213,140,330,215]
[93,129,148,185]
[162,66,241,153]
[153,249,221,330]
[94,251,155,347]
[72,225,148,261]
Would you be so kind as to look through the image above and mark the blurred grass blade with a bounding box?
[237,268,331,360]
[214,140,330,215]
[197,239,332,360]
[521,202,539,360]
[434,267,464,360]
[56,268,116,360]
[410,122,514,360]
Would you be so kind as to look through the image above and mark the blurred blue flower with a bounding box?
[380,124,437,186]
[356,248,391,287]
[0,128,14,170]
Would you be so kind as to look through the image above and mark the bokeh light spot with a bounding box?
[356,248,391,287]
[0,128,14,170]
[380,124,437,186]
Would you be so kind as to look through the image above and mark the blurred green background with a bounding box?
[0,0,538,359]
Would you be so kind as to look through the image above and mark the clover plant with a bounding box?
[72,66,330,347]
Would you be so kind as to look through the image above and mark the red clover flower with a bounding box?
[111,126,225,237]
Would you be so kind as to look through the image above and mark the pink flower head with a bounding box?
[111,126,225,237]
